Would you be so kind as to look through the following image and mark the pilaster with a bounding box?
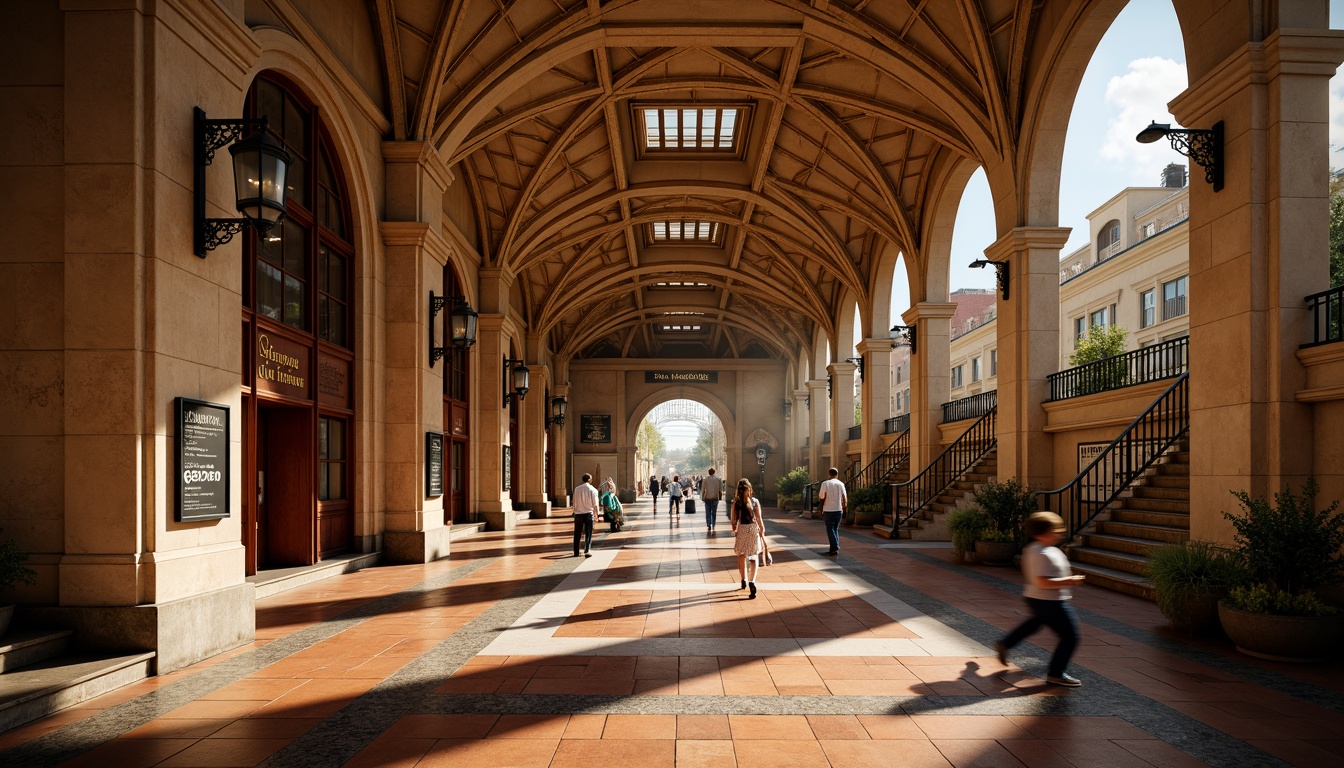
[827,361,857,474]
[856,338,893,469]
[806,380,827,479]
[902,302,957,472]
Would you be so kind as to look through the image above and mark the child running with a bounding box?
[995,511,1086,687]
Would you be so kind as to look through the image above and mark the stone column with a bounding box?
[380,141,455,564]
[1171,29,1344,541]
[475,313,515,530]
[550,381,571,506]
[857,339,893,470]
[986,228,1070,489]
[827,361,857,473]
[789,389,808,469]
[902,302,957,471]
[806,380,827,479]
[519,363,551,518]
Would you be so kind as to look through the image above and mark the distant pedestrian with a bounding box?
[599,477,624,532]
[700,468,724,534]
[571,473,599,557]
[818,467,847,556]
[669,474,683,514]
[650,474,661,506]
[995,511,1086,687]
[659,476,670,515]
[730,479,769,599]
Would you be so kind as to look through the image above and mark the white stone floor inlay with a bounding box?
[480,537,990,658]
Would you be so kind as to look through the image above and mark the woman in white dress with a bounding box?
[730,479,769,599]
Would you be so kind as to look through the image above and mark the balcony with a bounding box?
[1047,336,1188,401]
[941,390,997,424]
[1304,285,1343,347]
[883,414,909,434]
[847,425,862,441]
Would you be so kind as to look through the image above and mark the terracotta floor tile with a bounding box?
[1004,715,1154,741]
[728,715,814,741]
[820,740,952,768]
[550,738,676,767]
[1112,739,1211,767]
[206,717,322,739]
[121,718,230,739]
[930,739,1027,768]
[857,715,927,740]
[912,715,1034,740]
[342,737,436,768]
[383,713,499,739]
[676,714,732,740]
[733,738,829,767]
[998,740,1075,768]
[1035,739,1157,768]
[487,714,571,739]
[153,737,290,766]
[418,738,559,767]
[161,700,270,720]
[59,737,197,768]
[200,678,308,701]
[677,739,738,767]
[805,715,869,740]
[602,713,677,739]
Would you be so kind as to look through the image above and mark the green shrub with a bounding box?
[1147,541,1247,626]
[1222,479,1344,596]
[1224,584,1338,617]
[775,467,810,499]
[947,503,989,554]
[971,478,1037,543]
[0,530,37,593]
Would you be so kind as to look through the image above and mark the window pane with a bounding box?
[286,154,307,208]
[328,463,343,499]
[318,463,329,500]
[284,274,305,329]
[452,443,465,492]
[283,221,307,278]
[256,261,283,321]
[318,418,329,460]
[329,419,344,459]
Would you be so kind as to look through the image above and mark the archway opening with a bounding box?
[639,399,727,492]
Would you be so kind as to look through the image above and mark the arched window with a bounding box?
[1096,219,1121,260]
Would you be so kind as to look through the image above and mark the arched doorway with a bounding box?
[442,265,471,524]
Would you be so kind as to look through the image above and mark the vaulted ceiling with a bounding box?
[367,0,1088,362]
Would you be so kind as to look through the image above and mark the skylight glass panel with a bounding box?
[635,104,749,155]
[647,220,723,244]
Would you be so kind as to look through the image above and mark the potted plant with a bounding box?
[0,529,38,638]
[774,467,810,512]
[971,478,1036,566]
[845,485,886,527]
[1147,541,1246,635]
[947,502,989,563]
[1216,480,1344,662]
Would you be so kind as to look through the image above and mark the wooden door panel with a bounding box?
[264,407,315,566]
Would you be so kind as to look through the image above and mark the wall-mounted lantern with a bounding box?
[890,324,917,354]
[1136,120,1223,192]
[547,396,568,428]
[845,355,865,381]
[969,259,1010,300]
[503,357,530,407]
[429,290,478,366]
[194,107,292,257]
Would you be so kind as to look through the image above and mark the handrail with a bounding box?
[847,429,911,491]
[847,425,862,441]
[883,414,909,434]
[1040,373,1188,539]
[1304,285,1343,347]
[893,406,997,529]
[1047,336,1187,401]
[941,390,997,424]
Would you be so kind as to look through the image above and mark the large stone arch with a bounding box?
[626,388,741,483]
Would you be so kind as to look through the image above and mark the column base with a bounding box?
[21,583,255,674]
[527,501,552,519]
[384,526,452,564]
[481,509,516,531]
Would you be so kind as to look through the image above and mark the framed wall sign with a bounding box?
[426,431,444,497]
[503,445,512,490]
[175,397,230,522]
[581,414,611,443]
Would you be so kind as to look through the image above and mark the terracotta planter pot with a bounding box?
[1217,603,1344,663]
[974,540,1019,567]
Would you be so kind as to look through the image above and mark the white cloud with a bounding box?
[1099,57,1188,169]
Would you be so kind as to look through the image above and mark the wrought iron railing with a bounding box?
[884,414,909,434]
[847,428,911,491]
[1304,285,1343,347]
[1039,373,1188,539]
[822,430,831,444]
[941,390,997,424]
[847,425,862,441]
[893,405,997,529]
[803,481,820,515]
[1046,336,1188,401]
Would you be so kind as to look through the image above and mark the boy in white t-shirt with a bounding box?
[994,511,1086,687]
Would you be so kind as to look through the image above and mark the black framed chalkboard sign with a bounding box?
[426,431,445,497]
[580,414,611,443]
[175,397,230,522]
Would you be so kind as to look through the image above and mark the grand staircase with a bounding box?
[875,450,996,539]
[1064,439,1190,599]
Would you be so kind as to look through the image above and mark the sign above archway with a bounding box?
[645,371,718,384]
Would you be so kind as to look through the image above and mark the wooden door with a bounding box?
[262,406,316,566]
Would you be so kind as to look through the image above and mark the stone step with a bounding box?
[1118,497,1190,514]
[872,524,899,540]
[1110,509,1191,529]
[1157,463,1189,476]
[248,551,383,600]
[1096,520,1190,544]
[1131,485,1189,501]
[1147,475,1190,489]
[0,629,73,674]
[1069,546,1150,577]
[1166,452,1190,464]
[1068,561,1155,600]
[1081,532,1167,558]
[0,651,155,734]
[448,521,488,541]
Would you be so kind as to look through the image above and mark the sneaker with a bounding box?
[584,552,592,558]
[994,641,1008,666]
[1046,674,1081,687]
[819,550,838,556]
[749,583,758,599]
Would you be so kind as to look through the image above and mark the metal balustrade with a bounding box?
[847,425,862,441]
[1305,285,1344,347]
[894,406,997,529]
[884,414,909,434]
[940,390,997,424]
[1046,336,1188,402]
[1039,373,1188,538]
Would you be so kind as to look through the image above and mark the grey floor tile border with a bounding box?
[256,551,591,768]
[772,520,1289,768]
[0,557,499,768]
[880,539,1344,717]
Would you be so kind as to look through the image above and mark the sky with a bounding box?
[889,0,1344,319]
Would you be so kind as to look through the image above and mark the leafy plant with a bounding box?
[1147,541,1247,629]
[971,477,1037,543]
[0,530,37,594]
[1224,584,1338,617]
[1221,479,1344,596]
[775,467,810,499]
[1068,325,1129,395]
[947,503,989,554]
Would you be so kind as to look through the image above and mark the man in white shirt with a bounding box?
[817,467,847,556]
[700,468,724,534]
[571,473,599,557]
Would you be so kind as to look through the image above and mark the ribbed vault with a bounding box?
[368,0,1103,362]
